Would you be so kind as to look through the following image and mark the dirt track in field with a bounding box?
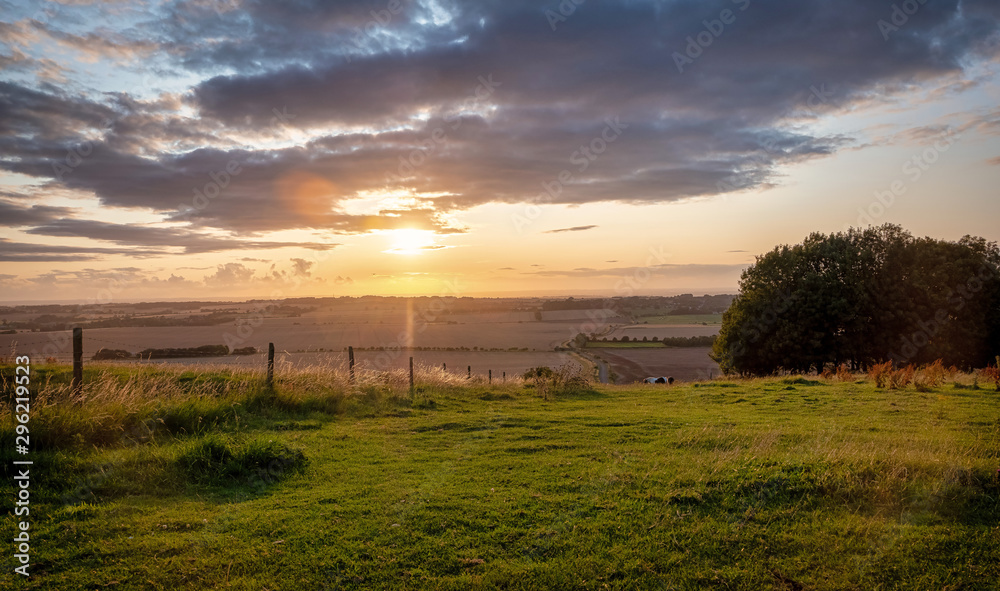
[590,347,721,383]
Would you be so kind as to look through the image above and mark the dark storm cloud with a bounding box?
[1,0,998,247]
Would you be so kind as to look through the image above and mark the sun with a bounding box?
[385,229,437,255]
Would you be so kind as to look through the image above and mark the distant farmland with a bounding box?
[1,304,722,383]
[591,346,720,383]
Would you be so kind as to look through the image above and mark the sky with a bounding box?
[1,0,999,303]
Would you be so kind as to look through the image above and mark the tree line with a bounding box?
[711,225,1000,375]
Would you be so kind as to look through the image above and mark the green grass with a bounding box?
[636,313,722,325]
[2,364,999,590]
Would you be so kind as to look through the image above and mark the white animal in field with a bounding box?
[643,376,674,385]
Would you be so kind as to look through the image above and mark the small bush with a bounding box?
[523,364,592,399]
[868,361,893,388]
[888,365,915,390]
[979,365,1000,391]
[919,359,947,387]
[836,363,853,382]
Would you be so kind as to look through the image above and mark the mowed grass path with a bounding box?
[7,378,1000,590]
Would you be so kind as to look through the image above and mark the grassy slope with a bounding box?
[3,372,999,590]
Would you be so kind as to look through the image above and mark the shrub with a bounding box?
[919,359,947,387]
[979,364,1000,391]
[888,365,915,390]
[836,363,853,382]
[868,361,893,388]
[524,366,557,400]
[523,364,592,399]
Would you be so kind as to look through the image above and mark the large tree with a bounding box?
[712,225,1000,375]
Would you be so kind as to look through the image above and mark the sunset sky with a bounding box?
[1,0,999,303]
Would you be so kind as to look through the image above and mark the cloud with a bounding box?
[290,258,313,277]
[544,225,598,234]
[0,238,162,261]
[0,18,158,66]
[23,219,341,253]
[0,0,997,262]
[206,262,255,285]
[0,200,75,226]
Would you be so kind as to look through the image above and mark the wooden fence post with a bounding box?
[267,343,275,389]
[72,327,83,396]
[409,357,414,393]
[348,346,355,384]
[442,362,446,371]
[489,369,492,384]
[467,365,471,379]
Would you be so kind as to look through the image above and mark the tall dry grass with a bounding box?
[0,359,527,451]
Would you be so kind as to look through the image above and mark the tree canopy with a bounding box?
[711,225,1000,375]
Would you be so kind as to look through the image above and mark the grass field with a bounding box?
[2,363,998,590]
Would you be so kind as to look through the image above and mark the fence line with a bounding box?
[29,329,508,393]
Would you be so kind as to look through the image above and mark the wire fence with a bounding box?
[2,330,519,391]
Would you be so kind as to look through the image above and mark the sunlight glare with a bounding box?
[385,229,436,255]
